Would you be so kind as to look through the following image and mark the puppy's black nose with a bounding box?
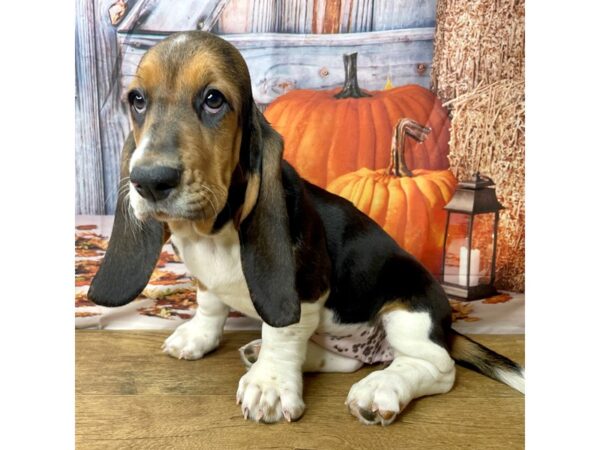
[130,166,181,202]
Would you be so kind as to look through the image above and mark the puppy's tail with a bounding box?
[448,329,525,394]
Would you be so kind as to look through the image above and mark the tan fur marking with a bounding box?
[449,333,483,362]
[129,52,164,96]
[180,51,243,114]
[162,225,171,243]
[252,129,285,222]
[192,219,217,236]
[378,301,410,317]
[240,174,260,222]
[192,277,208,292]
[178,112,238,219]
[166,220,186,235]
[167,218,215,240]
[378,410,396,420]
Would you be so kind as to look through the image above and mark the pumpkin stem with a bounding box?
[388,118,431,177]
[334,53,372,99]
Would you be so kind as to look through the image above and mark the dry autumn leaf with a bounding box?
[75,292,96,308]
[482,293,513,304]
[149,270,189,285]
[449,299,480,322]
[76,311,101,318]
[156,251,182,268]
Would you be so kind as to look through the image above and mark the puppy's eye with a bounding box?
[203,89,225,113]
[128,90,146,114]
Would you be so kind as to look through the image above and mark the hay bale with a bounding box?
[432,0,525,104]
[431,0,525,292]
[444,80,524,292]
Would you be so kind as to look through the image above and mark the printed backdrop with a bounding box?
[75,216,524,333]
[75,0,525,329]
[76,0,441,215]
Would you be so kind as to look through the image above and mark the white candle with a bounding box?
[458,246,480,286]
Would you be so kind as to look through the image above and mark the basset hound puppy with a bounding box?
[89,31,524,425]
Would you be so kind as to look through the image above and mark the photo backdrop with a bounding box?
[75,0,439,215]
[75,0,524,291]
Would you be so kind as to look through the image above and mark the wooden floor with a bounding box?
[76,331,524,449]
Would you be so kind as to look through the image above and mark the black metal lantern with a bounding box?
[441,173,504,300]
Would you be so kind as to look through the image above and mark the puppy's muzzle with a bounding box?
[130,165,181,202]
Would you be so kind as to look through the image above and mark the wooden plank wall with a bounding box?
[75,0,132,214]
[119,30,434,105]
[372,0,436,29]
[76,0,438,214]
[96,0,132,214]
[75,0,105,214]
[214,0,436,33]
[118,0,229,33]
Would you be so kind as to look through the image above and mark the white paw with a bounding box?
[236,362,304,423]
[162,320,221,360]
[346,370,412,426]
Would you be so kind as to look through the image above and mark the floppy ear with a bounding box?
[238,106,300,327]
[87,133,165,307]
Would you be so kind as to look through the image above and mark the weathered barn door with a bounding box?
[75,0,438,214]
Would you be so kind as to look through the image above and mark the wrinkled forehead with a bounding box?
[132,33,250,113]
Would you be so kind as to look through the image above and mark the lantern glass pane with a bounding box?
[471,213,496,286]
[443,213,471,286]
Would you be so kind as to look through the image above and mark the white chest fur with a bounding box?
[169,222,260,320]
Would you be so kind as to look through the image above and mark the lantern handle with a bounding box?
[388,118,431,177]
[460,172,495,189]
[474,172,494,185]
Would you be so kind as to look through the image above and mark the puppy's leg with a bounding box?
[346,308,455,426]
[163,289,229,360]
[304,341,365,373]
[240,339,364,373]
[236,302,320,423]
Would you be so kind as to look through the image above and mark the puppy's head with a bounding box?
[126,32,253,229]
[89,32,300,327]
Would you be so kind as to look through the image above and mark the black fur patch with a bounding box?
[237,110,300,328]
[281,162,331,302]
[241,157,453,345]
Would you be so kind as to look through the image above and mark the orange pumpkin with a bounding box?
[327,119,457,276]
[264,53,451,188]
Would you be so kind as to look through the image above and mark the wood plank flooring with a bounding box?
[76,331,524,449]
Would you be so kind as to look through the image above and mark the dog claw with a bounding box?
[243,407,249,420]
[378,409,396,421]
[256,410,264,421]
[283,410,292,422]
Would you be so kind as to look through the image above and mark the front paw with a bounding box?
[162,320,221,360]
[236,362,304,423]
[345,370,411,426]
